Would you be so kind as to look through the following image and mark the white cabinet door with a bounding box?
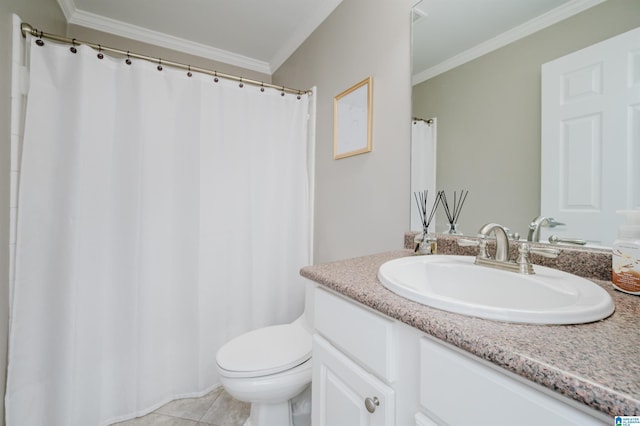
[541,27,640,246]
[312,335,395,426]
[419,336,607,425]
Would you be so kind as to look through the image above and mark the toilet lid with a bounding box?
[216,323,312,378]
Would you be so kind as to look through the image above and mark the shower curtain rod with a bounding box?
[412,117,433,124]
[20,22,312,96]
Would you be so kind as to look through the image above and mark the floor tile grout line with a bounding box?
[112,388,248,425]
[196,387,223,423]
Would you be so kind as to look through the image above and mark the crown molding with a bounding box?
[269,0,343,73]
[58,0,272,75]
[56,0,76,21]
[412,0,606,85]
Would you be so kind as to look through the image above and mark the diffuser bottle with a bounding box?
[612,210,640,295]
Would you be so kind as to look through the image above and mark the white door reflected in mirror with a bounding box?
[541,27,640,247]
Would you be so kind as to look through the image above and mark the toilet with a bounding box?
[216,316,312,426]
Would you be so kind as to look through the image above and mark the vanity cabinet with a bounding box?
[313,335,394,425]
[418,336,606,425]
[312,287,397,426]
[310,284,609,426]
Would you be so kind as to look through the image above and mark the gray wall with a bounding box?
[0,2,67,423]
[274,0,415,263]
[413,0,640,238]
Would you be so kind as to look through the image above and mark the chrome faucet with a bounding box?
[527,215,565,242]
[459,223,560,275]
[477,223,510,262]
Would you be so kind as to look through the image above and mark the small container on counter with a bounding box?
[612,209,640,295]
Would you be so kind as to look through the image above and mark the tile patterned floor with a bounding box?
[112,387,250,426]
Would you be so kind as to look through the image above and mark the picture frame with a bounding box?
[333,77,372,159]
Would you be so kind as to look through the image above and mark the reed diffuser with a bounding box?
[439,189,468,234]
[413,190,440,255]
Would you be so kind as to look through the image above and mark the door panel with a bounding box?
[541,27,640,246]
[312,335,395,426]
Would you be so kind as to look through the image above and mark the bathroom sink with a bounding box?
[377,255,614,324]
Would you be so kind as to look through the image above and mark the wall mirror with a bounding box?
[410,0,640,247]
[334,77,372,159]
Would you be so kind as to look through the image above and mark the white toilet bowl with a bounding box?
[216,318,312,426]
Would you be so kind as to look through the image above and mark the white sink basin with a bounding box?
[377,255,614,324]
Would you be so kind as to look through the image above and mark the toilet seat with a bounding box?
[216,323,312,378]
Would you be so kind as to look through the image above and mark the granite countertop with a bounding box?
[300,249,640,417]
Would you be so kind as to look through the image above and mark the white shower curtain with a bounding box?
[6,36,312,426]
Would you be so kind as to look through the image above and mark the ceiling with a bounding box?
[57,0,344,75]
[56,0,605,79]
[412,0,606,84]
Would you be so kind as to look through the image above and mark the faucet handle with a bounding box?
[515,243,560,275]
[529,246,560,259]
[548,235,586,245]
[545,218,565,228]
[516,243,535,274]
[457,237,490,258]
[457,238,479,247]
[502,227,520,241]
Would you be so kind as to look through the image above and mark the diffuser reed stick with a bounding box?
[413,190,440,254]
[439,189,468,234]
[414,190,440,233]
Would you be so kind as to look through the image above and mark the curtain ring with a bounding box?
[260,83,265,93]
[97,44,104,60]
[187,65,192,77]
[239,77,243,88]
[214,71,219,83]
[281,86,285,97]
[157,58,163,71]
[35,30,44,46]
[70,38,77,54]
[125,51,132,65]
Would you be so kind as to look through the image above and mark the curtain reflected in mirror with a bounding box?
[410,118,436,232]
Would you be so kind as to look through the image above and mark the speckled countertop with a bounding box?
[300,238,640,417]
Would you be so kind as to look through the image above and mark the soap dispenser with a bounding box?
[612,209,640,295]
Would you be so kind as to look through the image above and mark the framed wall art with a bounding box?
[333,77,372,159]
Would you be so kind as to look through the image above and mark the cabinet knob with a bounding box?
[364,396,380,413]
